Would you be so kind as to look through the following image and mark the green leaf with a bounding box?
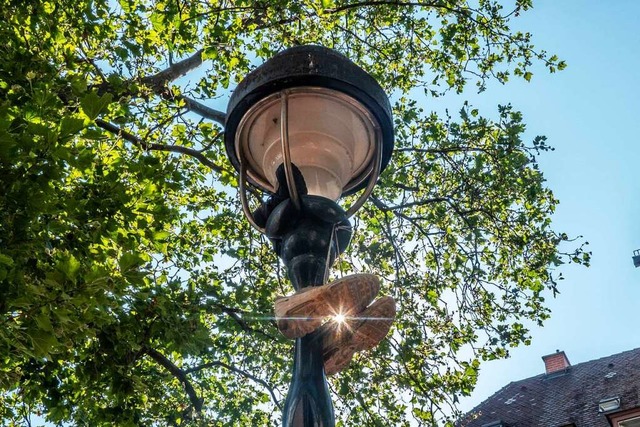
[58,254,81,281]
[0,253,14,267]
[59,116,87,138]
[0,131,16,161]
[35,312,55,332]
[70,75,88,95]
[119,252,145,272]
[80,91,113,120]
[31,330,59,357]
[153,230,170,241]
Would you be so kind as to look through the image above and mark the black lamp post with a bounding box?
[225,45,394,427]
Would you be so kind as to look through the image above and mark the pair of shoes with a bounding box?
[274,274,396,375]
[274,274,380,339]
[320,296,396,376]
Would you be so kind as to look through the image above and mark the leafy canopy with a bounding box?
[0,0,586,425]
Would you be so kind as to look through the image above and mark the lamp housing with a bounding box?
[225,45,394,210]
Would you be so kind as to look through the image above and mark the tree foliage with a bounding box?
[0,0,587,425]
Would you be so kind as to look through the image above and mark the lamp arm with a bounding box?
[345,126,384,217]
[280,90,302,212]
[239,161,267,234]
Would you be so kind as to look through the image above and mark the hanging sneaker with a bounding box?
[274,274,380,339]
[321,296,396,376]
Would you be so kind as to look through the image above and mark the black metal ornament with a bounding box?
[253,174,352,427]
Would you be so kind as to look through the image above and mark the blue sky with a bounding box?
[456,0,640,412]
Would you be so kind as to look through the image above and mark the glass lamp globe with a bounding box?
[235,87,379,201]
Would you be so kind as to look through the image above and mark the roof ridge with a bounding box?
[564,346,640,370]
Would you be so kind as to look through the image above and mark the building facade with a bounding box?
[458,348,640,427]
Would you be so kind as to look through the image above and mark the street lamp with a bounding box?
[225,45,394,427]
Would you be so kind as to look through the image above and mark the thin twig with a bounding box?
[94,118,226,174]
[212,302,278,341]
[185,360,281,409]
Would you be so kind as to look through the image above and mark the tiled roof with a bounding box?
[458,347,640,427]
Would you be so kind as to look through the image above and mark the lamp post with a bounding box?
[225,45,394,427]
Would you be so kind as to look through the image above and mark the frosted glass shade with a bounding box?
[235,87,378,201]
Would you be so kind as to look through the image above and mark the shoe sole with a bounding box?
[322,296,396,376]
[274,274,380,339]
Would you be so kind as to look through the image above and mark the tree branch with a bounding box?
[144,347,203,413]
[134,49,227,126]
[381,197,450,211]
[212,302,278,341]
[175,94,226,126]
[325,1,468,16]
[184,360,281,410]
[141,49,205,88]
[149,88,226,126]
[94,118,226,174]
[396,146,492,156]
[374,194,476,233]
[136,49,226,126]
